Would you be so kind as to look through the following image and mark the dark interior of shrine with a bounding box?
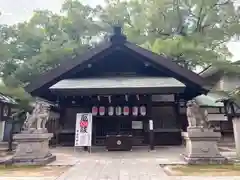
[56,94,183,146]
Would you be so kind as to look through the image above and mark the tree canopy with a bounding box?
[0,0,240,91]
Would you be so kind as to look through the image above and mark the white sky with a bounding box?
[0,0,106,24]
[0,0,239,62]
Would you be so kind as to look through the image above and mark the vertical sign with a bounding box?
[75,113,92,147]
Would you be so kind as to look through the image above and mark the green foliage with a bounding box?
[0,1,103,87]
[0,84,32,110]
[0,0,240,93]
[94,0,240,72]
[231,87,240,102]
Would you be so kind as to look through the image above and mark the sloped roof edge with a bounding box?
[25,26,208,95]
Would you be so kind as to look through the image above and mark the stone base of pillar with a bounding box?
[181,127,229,165]
[9,133,56,165]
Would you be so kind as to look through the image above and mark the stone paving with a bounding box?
[0,176,57,180]
[57,158,169,180]
[1,146,240,180]
[50,146,187,165]
[54,146,240,180]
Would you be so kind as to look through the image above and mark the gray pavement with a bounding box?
[0,178,56,180]
[0,146,240,180]
[54,146,240,180]
[57,158,169,180]
[57,158,240,180]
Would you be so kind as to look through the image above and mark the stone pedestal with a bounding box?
[11,133,56,165]
[181,127,228,164]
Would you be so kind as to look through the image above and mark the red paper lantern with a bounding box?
[108,106,114,116]
[116,106,122,116]
[140,105,146,116]
[92,106,98,116]
[123,106,129,116]
[99,106,105,116]
[132,106,138,116]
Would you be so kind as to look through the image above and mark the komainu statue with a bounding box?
[186,99,210,129]
[22,99,51,133]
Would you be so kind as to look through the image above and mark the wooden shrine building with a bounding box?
[25,26,208,148]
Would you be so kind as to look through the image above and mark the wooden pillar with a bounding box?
[175,94,184,145]
[174,94,181,129]
[147,95,154,151]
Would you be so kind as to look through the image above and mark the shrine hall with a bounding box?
[25,26,208,150]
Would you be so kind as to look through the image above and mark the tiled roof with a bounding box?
[50,77,186,89]
[0,93,18,105]
[195,92,229,107]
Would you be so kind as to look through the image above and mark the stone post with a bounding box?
[149,120,154,151]
[221,99,240,159]
[232,117,240,157]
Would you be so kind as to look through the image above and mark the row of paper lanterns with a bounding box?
[91,106,147,116]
